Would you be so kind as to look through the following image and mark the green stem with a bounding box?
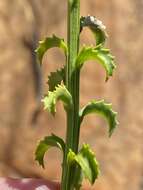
[61,0,80,189]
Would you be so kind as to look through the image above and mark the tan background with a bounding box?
[0,0,143,189]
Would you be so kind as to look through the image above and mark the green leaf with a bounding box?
[76,144,99,184]
[65,150,83,189]
[80,16,107,46]
[35,134,65,168]
[72,165,84,190]
[47,66,65,91]
[36,35,68,64]
[42,84,73,115]
[79,100,118,136]
[76,46,116,81]
[67,144,99,185]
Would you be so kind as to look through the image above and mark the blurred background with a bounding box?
[0,0,143,189]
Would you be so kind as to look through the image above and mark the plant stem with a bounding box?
[61,0,80,189]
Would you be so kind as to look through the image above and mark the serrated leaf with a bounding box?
[47,66,65,91]
[42,84,73,115]
[36,35,68,64]
[68,144,99,185]
[76,46,116,81]
[35,134,65,168]
[79,100,118,136]
[76,144,99,184]
[80,16,107,46]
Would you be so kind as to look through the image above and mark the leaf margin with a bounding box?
[47,66,65,91]
[76,45,116,81]
[42,84,73,115]
[79,100,118,136]
[35,134,65,168]
[36,34,68,65]
[67,144,100,186]
[80,16,108,46]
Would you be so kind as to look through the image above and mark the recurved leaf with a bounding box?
[68,144,99,185]
[36,35,68,64]
[79,100,118,136]
[42,84,73,115]
[47,67,65,91]
[76,46,116,81]
[80,16,107,46]
[35,134,65,168]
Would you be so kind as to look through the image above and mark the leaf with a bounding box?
[36,35,68,64]
[42,84,73,115]
[35,134,65,168]
[72,165,84,190]
[67,144,100,185]
[80,16,107,46]
[79,100,118,136]
[47,66,65,91]
[76,46,116,81]
[76,144,99,184]
[65,150,84,190]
